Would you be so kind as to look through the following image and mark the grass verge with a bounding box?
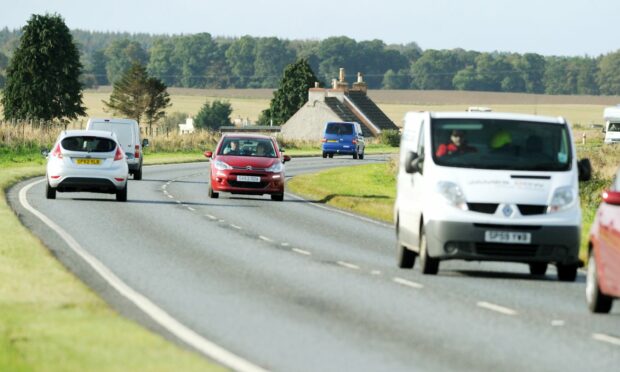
[0,157,223,371]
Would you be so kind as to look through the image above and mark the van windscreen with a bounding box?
[431,119,571,171]
[325,123,354,135]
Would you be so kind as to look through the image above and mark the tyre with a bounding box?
[556,262,578,282]
[208,186,219,199]
[45,182,56,200]
[529,262,548,276]
[586,250,613,313]
[419,227,439,275]
[328,153,334,158]
[397,232,416,269]
[353,151,358,159]
[271,194,284,201]
[322,151,327,158]
[133,166,142,180]
[116,184,128,202]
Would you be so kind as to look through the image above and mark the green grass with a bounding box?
[288,163,396,222]
[0,158,223,372]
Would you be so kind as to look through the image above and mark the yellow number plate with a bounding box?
[76,158,101,165]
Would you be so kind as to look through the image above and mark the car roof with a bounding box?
[428,111,567,125]
[60,129,118,140]
[221,133,275,140]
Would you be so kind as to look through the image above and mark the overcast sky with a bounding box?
[1,0,617,56]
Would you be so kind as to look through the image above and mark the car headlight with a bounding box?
[213,159,232,170]
[265,162,284,173]
[436,181,467,210]
[547,186,575,213]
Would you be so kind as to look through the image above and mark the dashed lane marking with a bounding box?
[292,248,311,256]
[337,261,360,270]
[205,214,217,220]
[393,277,423,289]
[551,320,565,327]
[187,207,195,211]
[593,333,620,346]
[259,235,273,243]
[476,301,518,316]
[230,224,242,230]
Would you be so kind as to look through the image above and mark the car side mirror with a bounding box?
[603,190,620,205]
[142,139,149,147]
[204,151,213,158]
[283,155,291,163]
[404,151,423,174]
[578,158,592,182]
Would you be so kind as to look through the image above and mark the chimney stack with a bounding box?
[352,72,368,94]
[314,81,320,88]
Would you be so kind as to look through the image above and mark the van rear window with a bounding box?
[325,123,354,135]
[61,137,116,152]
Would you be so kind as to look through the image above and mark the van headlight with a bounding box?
[547,186,575,213]
[265,162,283,173]
[436,181,468,210]
[213,159,232,170]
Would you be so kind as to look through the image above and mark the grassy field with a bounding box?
[0,159,223,372]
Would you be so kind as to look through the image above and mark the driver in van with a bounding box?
[436,130,477,157]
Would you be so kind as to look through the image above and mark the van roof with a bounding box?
[87,117,138,125]
[604,106,620,120]
[406,111,566,125]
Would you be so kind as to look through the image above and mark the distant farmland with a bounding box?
[28,87,620,127]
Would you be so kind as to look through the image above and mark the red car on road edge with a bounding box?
[587,181,620,313]
[204,134,291,201]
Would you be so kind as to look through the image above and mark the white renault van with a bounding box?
[86,118,148,180]
[394,111,591,281]
[603,106,620,144]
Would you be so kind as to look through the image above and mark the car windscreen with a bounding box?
[61,136,117,153]
[431,118,572,171]
[218,138,277,158]
[325,123,354,135]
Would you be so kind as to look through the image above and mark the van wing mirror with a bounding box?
[142,138,149,147]
[405,151,422,174]
[578,158,592,182]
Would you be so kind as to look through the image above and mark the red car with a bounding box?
[587,186,620,313]
[204,134,291,201]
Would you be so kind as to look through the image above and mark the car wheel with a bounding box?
[586,250,613,313]
[322,151,327,158]
[529,262,548,276]
[328,153,333,158]
[397,229,416,269]
[116,184,128,202]
[419,227,439,275]
[208,186,219,199]
[45,182,56,200]
[556,262,578,282]
[271,194,284,201]
[134,167,142,180]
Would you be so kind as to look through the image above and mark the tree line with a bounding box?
[2,27,620,95]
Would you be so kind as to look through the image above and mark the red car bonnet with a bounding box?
[215,155,279,169]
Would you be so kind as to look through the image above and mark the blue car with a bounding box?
[321,122,365,159]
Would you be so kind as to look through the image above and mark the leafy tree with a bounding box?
[317,36,358,84]
[104,39,148,84]
[88,49,109,86]
[254,37,296,88]
[382,69,410,89]
[194,100,232,130]
[410,50,461,90]
[258,58,319,125]
[147,39,179,86]
[172,33,220,88]
[225,35,257,87]
[598,51,620,95]
[1,13,86,122]
[0,51,7,88]
[103,62,171,131]
[517,53,546,93]
[162,111,189,132]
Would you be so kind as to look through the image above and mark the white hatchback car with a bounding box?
[45,130,129,201]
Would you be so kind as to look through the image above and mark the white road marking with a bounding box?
[476,301,518,316]
[187,207,195,211]
[205,214,217,220]
[393,277,423,289]
[259,235,273,242]
[292,248,311,256]
[219,219,226,223]
[167,195,173,199]
[230,224,242,230]
[176,201,182,204]
[281,242,290,247]
[370,270,382,275]
[551,320,565,327]
[593,333,620,346]
[162,185,167,190]
[18,179,267,372]
[337,261,360,270]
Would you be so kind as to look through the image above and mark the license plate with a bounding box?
[327,140,337,143]
[76,158,101,165]
[485,231,531,244]
[237,175,260,182]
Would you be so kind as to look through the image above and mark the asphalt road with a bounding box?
[8,155,620,372]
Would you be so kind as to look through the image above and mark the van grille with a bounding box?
[467,203,498,214]
[517,204,547,215]
[475,243,539,257]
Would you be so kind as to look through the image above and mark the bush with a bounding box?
[379,129,401,147]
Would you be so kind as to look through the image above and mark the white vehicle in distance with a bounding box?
[44,130,129,202]
[603,106,620,144]
[394,111,592,281]
[86,118,148,180]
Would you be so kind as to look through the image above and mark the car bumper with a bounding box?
[47,165,128,191]
[322,143,357,154]
[425,220,580,265]
[211,170,285,195]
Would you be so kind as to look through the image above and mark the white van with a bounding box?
[394,111,591,281]
[603,106,620,144]
[86,118,148,180]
